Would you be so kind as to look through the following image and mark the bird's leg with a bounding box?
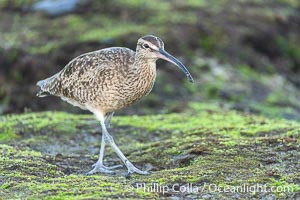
[104,112,114,128]
[87,113,122,175]
[99,118,150,176]
[87,133,123,175]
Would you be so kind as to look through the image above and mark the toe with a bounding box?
[86,166,116,175]
[127,167,151,176]
[125,171,132,179]
[103,164,123,170]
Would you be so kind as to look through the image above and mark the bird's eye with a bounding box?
[143,44,150,49]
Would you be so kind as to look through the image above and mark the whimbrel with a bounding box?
[36,35,194,176]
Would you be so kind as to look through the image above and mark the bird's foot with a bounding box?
[125,161,151,178]
[91,162,122,169]
[87,162,123,175]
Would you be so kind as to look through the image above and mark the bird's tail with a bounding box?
[36,79,50,97]
[36,90,51,97]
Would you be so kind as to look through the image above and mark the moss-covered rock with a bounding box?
[1,103,299,199]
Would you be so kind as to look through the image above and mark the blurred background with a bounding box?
[0,0,299,120]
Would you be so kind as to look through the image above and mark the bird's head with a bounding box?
[137,35,194,83]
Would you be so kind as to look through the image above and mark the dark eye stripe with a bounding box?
[143,44,150,49]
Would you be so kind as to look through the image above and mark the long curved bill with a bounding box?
[158,48,194,83]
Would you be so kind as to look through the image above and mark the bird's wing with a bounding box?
[37,47,135,103]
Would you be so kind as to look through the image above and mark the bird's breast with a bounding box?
[89,61,157,113]
[112,62,157,109]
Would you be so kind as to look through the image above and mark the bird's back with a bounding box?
[37,47,136,111]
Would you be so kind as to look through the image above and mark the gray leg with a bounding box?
[87,134,123,175]
[105,112,114,128]
[86,113,123,175]
[100,118,150,176]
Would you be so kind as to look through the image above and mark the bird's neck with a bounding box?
[129,56,157,96]
[134,57,157,69]
[133,56,157,75]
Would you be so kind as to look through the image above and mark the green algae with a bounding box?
[0,112,93,142]
[0,104,299,199]
[115,102,300,139]
[0,127,17,141]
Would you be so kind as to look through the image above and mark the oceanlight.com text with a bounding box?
[134,183,294,194]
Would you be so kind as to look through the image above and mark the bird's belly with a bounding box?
[119,86,153,108]
[90,76,156,113]
[120,74,156,107]
[104,87,153,112]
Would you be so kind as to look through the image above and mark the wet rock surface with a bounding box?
[0,0,299,119]
[0,108,299,199]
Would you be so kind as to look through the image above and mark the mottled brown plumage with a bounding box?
[37,35,193,176]
[37,47,150,111]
